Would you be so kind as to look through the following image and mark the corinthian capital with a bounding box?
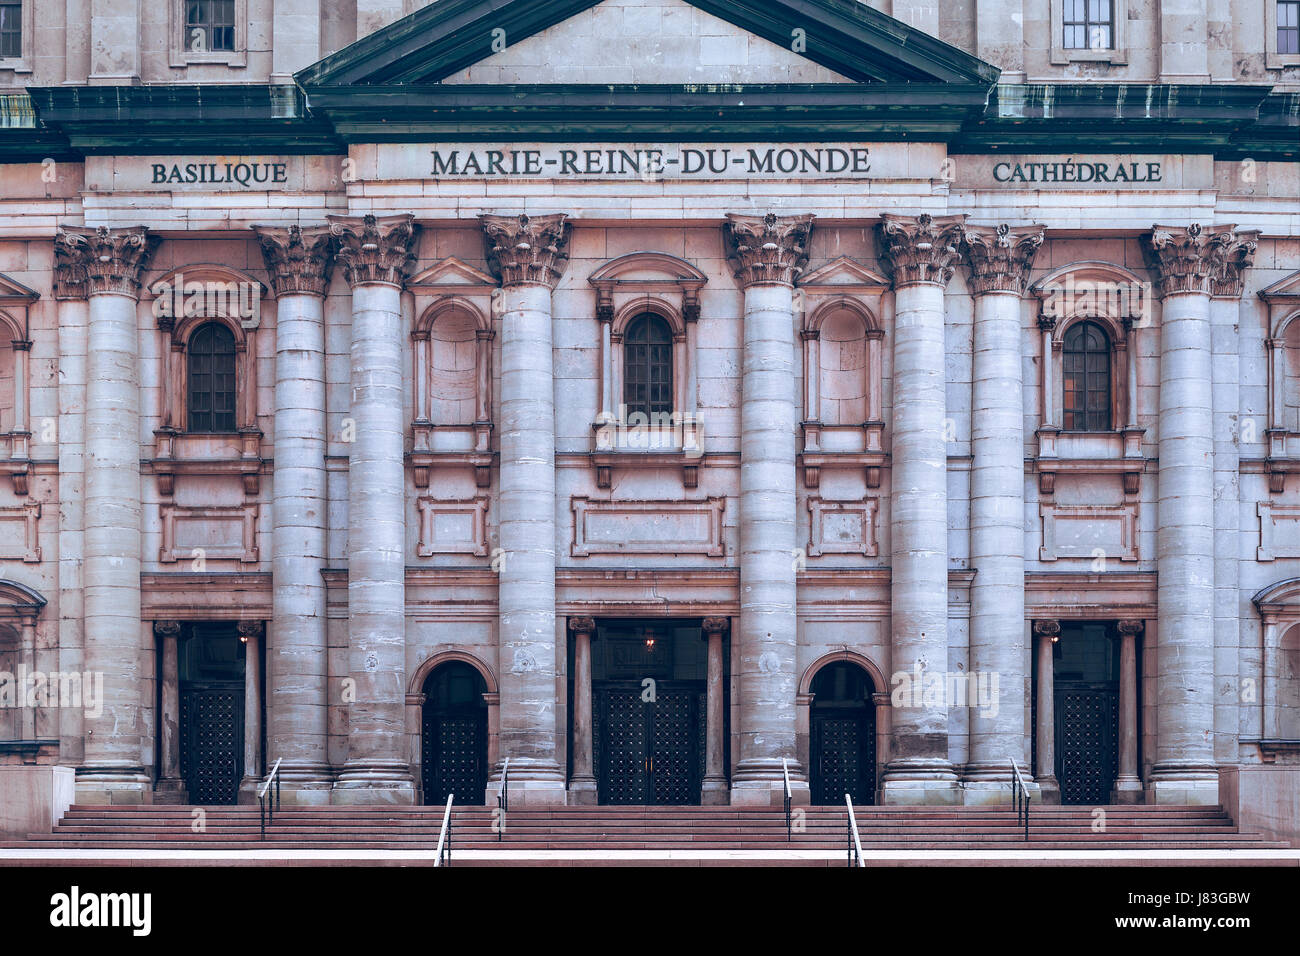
[961,223,1045,295]
[327,213,419,288]
[1143,223,1255,299]
[1210,229,1259,298]
[480,213,571,289]
[723,212,814,287]
[54,226,158,300]
[254,224,338,297]
[876,213,967,289]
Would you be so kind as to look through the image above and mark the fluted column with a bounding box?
[701,616,730,805]
[56,226,158,804]
[567,616,597,804]
[237,621,265,804]
[1033,620,1060,802]
[481,213,571,806]
[255,225,338,803]
[153,621,185,802]
[1142,224,1255,805]
[877,213,965,804]
[328,213,419,804]
[961,223,1043,803]
[723,212,813,806]
[1113,620,1144,803]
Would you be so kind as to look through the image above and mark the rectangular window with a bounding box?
[1063,0,1113,50]
[1281,1,1300,55]
[185,0,236,53]
[0,3,21,59]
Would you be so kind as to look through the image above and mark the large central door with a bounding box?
[1050,622,1122,805]
[581,620,714,806]
[178,623,245,805]
[594,681,702,805]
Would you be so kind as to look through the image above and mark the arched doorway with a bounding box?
[421,662,488,805]
[809,661,876,806]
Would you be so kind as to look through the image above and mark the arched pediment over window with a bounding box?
[0,578,46,620]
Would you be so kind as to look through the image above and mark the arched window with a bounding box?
[623,313,673,419]
[1062,320,1112,431]
[187,321,237,433]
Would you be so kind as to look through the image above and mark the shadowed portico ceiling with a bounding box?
[295,0,1001,87]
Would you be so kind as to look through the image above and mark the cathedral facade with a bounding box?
[0,0,1298,818]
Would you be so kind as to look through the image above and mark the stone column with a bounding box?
[1033,619,1060,803]
[18,614,36,742]
[961,223,1043,804]
[255,225,338,803]
[153,621,185,802]
[1113,620,1144,803]
[328,214,419,804]
[1143,224,1256,805]
[567,616,597,805]
[481,213,571,806]
[876,213,965,805]
[55,226,157,804]
[237,621,264,804]
[722,212,814,806]
[701,616,730,805]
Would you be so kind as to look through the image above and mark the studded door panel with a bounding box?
[650,690,699,806]
[422,711,486,805]
[180,687,243,805]
[1056,688,1118,806]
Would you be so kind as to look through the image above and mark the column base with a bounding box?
[962,763,1041,805]
[487,758,568,808]
[701,776,730,806]
[331,760,416,805]
[1148,764,1219,805]
[567,775,598,806]
[153,777,188,805]
[880,758,960,805]
[237,776,263,805]
[1034,774,1061,805]
[74,768,153,806]
[729,759,810,806]
[1111,775,1145,805]
[273,764,336,806]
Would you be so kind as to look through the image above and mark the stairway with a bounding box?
[4,803,1290,853]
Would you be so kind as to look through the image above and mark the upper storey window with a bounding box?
[1281,1,1300,54]
[1062,320,1112,432]
[1063,0,1113,49]
[623,313,674,420]
[187,321,237,433]
[186,0,236,52]
[0,3,20,59]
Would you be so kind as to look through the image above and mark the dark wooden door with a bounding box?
[422,709,487,805]
[1055,684,1119,805]
[180,684,244,805]
[811,714,875,805]
[595,681,701,805]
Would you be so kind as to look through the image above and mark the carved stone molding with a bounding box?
[54,226,158,300]
[480,213,571,289]
[153,620,182,639]
[568,616,596,634]
[1033,619,1061,639]
[236,620,264,640]
[876,213,967,288]
[328,213,419,288]
[961,223,1046,295]
[1211,229,1260,298]
[701,616,730,635]
[253,224,337,297]
[723,212,814,287]
[1143,223,1256,298]
[1117,619,1145,636]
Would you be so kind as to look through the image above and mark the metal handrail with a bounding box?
[496,758,510,842]
[1011,757,1031,842]
[781,758,793,842]
[257,757,282,840]
[845,793,865,868]
[433,794,454,867]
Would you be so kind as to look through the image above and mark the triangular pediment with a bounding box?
[298,0,998,87]
[798,256,890,293]
[406,257,499,292]
[0,272,40,307]
[1259,270,1300,301]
